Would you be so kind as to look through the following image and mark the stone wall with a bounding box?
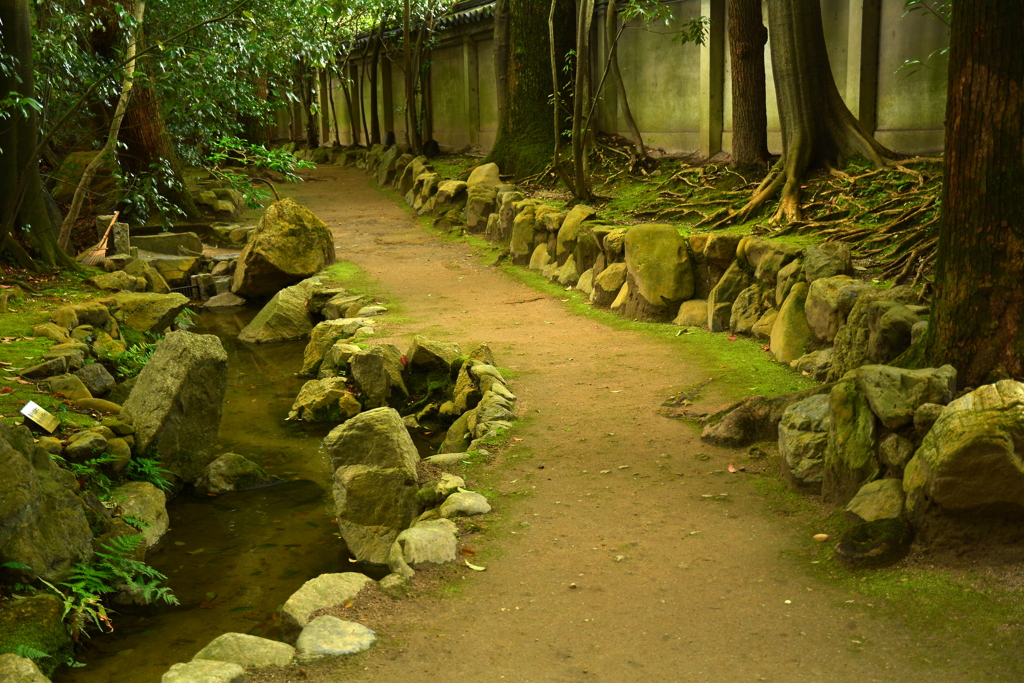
[280,1,949,157]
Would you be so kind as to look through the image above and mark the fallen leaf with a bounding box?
[727,463,738,473]
[0,361,11,366]
[0,387,12,394]
[460,546,476,556]
[512,437,524,442]
[728,335,737,341]
[465,560,486,571]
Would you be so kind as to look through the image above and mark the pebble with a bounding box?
[813,533,830,542]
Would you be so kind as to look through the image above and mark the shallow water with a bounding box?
[55,309,347,683]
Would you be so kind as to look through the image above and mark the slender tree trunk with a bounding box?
[487,0,573,178]
[0,0,77,268]
[297,61,319,148]
[327,71,340,145]
[920,1,1024,386]
[570,0,595,200]
[727,0,769,170]
[606,0,646,162]
[369,27,383,145]
[60,0,147,249]
[493,0,510,122]
[358,44,371,146]
[344,62,360,145]
[402,0,422,152]
[730,0,893,224]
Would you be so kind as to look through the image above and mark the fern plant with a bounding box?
[125,457,173,492]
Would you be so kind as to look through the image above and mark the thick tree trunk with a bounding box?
[606,0,646,162]
[727,0,769,171]
[487,0,572,178]
[731,0,892,224]
[0,0,76,269]
[921,2,1024,386]
[118,81,202,221]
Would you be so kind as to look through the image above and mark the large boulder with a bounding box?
[770,282,813,363]
[231,199,336,299]
[287,378,362,423]
[822,380,878,507]
[0,426,93,582]
[325,409,420,563]
[238,279,317,344]
[120,331,228,483]
[621,224,693,321]
[904,380,1024,536]
[778,394,830,493]
[110,292,189,334]
[348,345,408,409]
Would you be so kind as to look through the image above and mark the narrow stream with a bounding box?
[55,309,353,683]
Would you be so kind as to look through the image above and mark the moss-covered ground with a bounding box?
[0,269,108,433]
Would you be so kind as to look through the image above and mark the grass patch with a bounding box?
[747,470,1024,677]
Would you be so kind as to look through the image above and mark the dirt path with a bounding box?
[268,168,979,683]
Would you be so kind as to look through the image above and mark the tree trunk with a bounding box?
[570,0,595,200]
[118,80,202,221]
[298,61,319,148]
[0,0,76,269]
[920,2,1024,386]
[730,0,893,224]
[402,0,422,152]
[487,0,573,178]
[727,0,769,171]
[493,0,510,122]
[369,28,382,145]
[606,0,646,162]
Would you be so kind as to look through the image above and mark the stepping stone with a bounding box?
[162,660,244,683]
[296,616,376,660]
[192,632,295,668]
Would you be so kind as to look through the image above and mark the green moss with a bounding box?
[0,593,74,676]
[747,471,1024,676]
